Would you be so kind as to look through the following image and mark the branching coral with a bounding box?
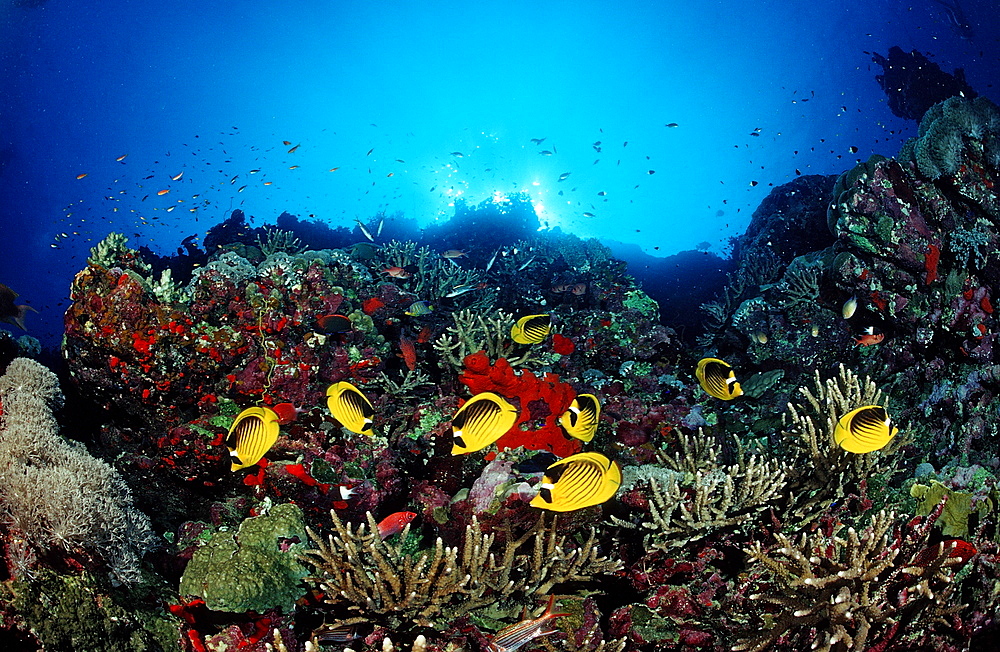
[299,510,621,629]
[256,227,307,255]
[375,240,490,305]
[433,309,543,370]
[781,365,902,522]
[612,430,788,549]
[774,259,821,309]
[734,509,967,652]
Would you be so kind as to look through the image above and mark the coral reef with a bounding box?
[7,99,1000,649]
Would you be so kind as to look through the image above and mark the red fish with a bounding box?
[376,511,416,539]
[271,402,302,425]
[399,336,417,371]
[854,327,885,346]
[910,539,977,568]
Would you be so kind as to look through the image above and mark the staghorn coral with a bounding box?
[734,509,967,652]
[611,430,788,549]
[433,309,543,370]
[773,259,821,309]
[256,227,307,256]
[0,358,154,585]
[781,365,902,522]
[299,510,621,630]
[374,240,492,306]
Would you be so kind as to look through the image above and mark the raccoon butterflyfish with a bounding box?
[559,394,601,442]
[226,406,281,471]
[695,357,743,400]
[529,451,621,512]
[834,405,897,454]
[326,382,375,436]
[450,392,519,455]
[511,314,551,344]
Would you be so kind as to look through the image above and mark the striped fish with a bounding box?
[326,382,375,436]
[486,595,568,652]
[511,314,551,345]
[226,407,281,471]
[559,394,601,442]
[451,392,519,455]
[530,452,621,512]
[695,357,743,400]
[834,405,898,454]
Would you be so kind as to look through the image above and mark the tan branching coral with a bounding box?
[781,365,902,521]
[611,430,788,549]
[433,309,543,370]
[300,510,621,629]
[734,509,966,652]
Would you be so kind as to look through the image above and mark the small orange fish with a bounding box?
[377,511,416,539]
[76,173,88,179]
[115,154,127,162]
[399,336,417,372]
[386,172,394,177]
[157,189,170,196]
[854,326,884,346]
[382,266,413,279]
[288,165,299,170]
[171,172,183,181]
[329,167,340,172]
[288,144,300,153]
[263,181,273,185]
[282,140,292,145]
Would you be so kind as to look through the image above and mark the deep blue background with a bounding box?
[1,0,997,346]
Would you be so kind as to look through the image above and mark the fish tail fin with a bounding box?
[14,304,36,331]
[541,594,570,620]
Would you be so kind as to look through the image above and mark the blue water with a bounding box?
[1,0,997,347]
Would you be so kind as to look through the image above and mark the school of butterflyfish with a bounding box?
[224,313,895,518]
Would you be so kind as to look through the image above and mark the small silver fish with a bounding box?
[356,220,374,242]
[445,285,477,298]
[517,257,535,271]
[485,249,499,272]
